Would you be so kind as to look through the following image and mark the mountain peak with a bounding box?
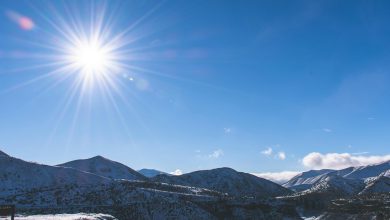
[91,155,107,160]
[58,155,146,181]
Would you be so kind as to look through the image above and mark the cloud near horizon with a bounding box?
[302,152,390,169]
[170,169,183,175]
[252,171,300,184]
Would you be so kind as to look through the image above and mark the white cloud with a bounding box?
[252,171,300,184]
[277,151,286,160]
[302,152,390,170]
[209,149,224,159]
[170,169,183,175]
[261,148,287,160]
[322,128,332,133]
[261,147,273,156]
[223,128,232,133]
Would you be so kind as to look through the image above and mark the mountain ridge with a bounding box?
[152,167,292,198]
[283,161,390,191]
[57,155,146,181]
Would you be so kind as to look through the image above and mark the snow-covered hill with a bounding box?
[0,153,110,197]
[283,161,390,192]
[15,213,116,220]
[137,168,169,178]
[280,171,388,210]
[341,161,390,179]
[359,173,390,195]
[58,156,146,181]
[283,169,334,191]
[298,174,365,197]
[152,167,291,198]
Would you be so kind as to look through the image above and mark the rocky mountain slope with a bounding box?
[283,161,390,192]
[296,175,365,197]
[280,171,389,211]
[283,169,334,191]
[359,173,390,195]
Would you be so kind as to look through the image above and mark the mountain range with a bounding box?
[0,150,299,219]
[0,149,389,219]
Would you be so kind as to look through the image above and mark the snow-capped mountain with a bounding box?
[0,153,110,196]
[58,155,146,181]
[1,149,388,219]
[152,167,291,198]
[359,172,390,195]
[137,168,169,178]
[339,161,390,179]
[283,161,390,191]
[280,175,366,211]
[297,174,365,197]
[283,169,334,191]
[280,170,388,212]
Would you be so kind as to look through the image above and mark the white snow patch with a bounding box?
[14,213,116,220]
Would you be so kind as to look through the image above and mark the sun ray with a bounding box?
[0,0,226,148]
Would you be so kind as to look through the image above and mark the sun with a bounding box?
[67,37,116,79]
[75,43,107,72]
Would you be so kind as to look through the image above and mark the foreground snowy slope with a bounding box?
[1,179,299,219]
[58,156,146,181]
[15,213,116,220]
[152,167,291,198]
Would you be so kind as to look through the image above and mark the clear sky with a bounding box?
[1,0,389,178]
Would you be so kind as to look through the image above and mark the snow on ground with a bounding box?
[4,213,117,220]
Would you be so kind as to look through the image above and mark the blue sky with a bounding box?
[1,0,390,178]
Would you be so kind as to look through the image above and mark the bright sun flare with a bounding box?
[68,39,115,78]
